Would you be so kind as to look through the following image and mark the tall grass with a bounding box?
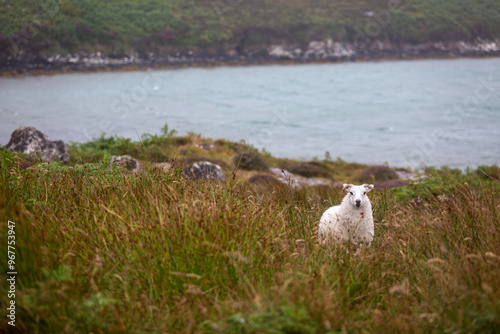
[0,149,499,333]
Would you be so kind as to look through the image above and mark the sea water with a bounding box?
[1,57,499,169]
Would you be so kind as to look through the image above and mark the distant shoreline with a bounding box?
[1,45,499,77]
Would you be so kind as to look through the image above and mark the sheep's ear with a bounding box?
[343,184,353,192]
[363,184,374,192]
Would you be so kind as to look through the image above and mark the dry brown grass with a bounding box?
[1,149,499,333]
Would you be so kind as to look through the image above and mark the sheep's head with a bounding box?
[342,183,374,208]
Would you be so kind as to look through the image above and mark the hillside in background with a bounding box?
[1,0,500,66]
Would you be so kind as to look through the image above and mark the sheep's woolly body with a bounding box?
[318,184,374,246]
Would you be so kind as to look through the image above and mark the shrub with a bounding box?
[476,164,500,181]
[171,136,191,146]
[68,124,178,163]
[358,165,399,183]
[216,139,257,154]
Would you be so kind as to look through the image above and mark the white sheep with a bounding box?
[318,183,375,247]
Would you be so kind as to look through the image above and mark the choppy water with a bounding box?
[1,57,499,169]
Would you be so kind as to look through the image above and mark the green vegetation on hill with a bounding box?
[1,129,499,333]
[1,0,500,59]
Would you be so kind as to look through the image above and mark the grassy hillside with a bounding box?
[1,0,500,59]
[1,130,499,333]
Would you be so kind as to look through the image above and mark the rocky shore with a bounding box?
[3,126,419,190]
[1,39,499,76]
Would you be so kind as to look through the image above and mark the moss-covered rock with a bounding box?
[234,152,268,171]
[6,126,69,164]
[284,162,331,178]
[108,155,144,173]
[184,156,228,170]
[182,161,225,182]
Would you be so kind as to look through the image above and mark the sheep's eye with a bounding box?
[363,192,366,195]
[349,192,353,195]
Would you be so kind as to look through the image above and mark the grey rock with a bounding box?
[395,170,426,181]
[268,40,356,61]
[269,167,329,188]
[152,162,172,171]
[182,161,225,182]
[109,155,143,173]
[5,126,69,163]
[268,45,295,59]
[194,143,215,151]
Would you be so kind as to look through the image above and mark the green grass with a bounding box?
[1,0,500,60]
[1,132,499,333]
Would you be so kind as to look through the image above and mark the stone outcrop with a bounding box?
[5,126,69,163]
[109,155,143,173]
[152,162,172,171]
[2,39,499,75]
[182,161,225,182]
[267,39,500,61]
[268,40,356,60]
[269,167,329,188]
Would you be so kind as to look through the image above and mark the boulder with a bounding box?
[152,162,172,171]
[109,155,143,173]
[5,126,69,163]
[182,161,225,182]
[284,162,331,178]
[269,168,301,188]
[269,167,329,188]
[234,152,268,171]
[184,157,228,170]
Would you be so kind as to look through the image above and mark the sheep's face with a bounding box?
[343,184,374,208]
